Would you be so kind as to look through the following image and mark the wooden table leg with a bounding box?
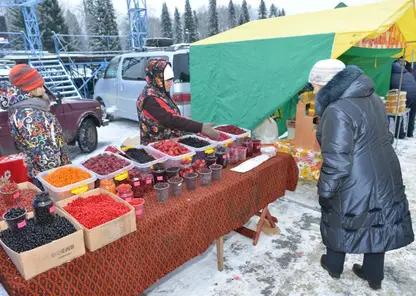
[216,237,224,272]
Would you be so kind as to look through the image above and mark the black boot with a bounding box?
[353,264,382,290]
[320,255,341,279]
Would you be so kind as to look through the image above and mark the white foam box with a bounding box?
[56,188,137,252]
[0,208,85,280]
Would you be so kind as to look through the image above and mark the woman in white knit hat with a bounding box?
[309,59,413,290]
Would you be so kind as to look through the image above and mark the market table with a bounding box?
[0,153,298,296]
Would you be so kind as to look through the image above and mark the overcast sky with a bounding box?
[63,0,383,17]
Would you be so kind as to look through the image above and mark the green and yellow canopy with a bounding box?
[190,0,416,130]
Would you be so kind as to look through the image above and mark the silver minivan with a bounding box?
[94,45,191,121]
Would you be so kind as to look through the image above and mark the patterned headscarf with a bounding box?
[145,59,172,94]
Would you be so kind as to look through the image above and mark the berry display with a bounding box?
[152,140,190,156]
[44,167,91,188]
[83,154,130,176]
[64,194,131,229]
[192,159,206,173]
[33,192,55,225]
[215,125,247,135]
[0,183,19,194]
[178,137,211,148]
[3,207,25,219]
[0,216,76,253]
[125,148,156,163]
[199,132,231,141]
[0,189,38,219]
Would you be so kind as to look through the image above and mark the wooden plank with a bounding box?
[216,237,224,272]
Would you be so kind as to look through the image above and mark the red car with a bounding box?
[0,81,108,157]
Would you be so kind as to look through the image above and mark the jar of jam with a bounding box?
[99,179,117,194]
[253,139,261,154]
[128,169,143,199]
[33,192,55,225]
[117,184,134,202]
[152,163,166,184]
[215,146,228,168]
[228,144,239,164]
[242,138,254,157]
[205,148,217,167]
[142,174,154,194]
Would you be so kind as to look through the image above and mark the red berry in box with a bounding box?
[199,132,231,141]
[152,140,189,156]
[215,125,246,135]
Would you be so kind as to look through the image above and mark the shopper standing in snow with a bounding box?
[0,65,70,186]
[137,58,219,145]
[309,59,414,290]
[390,60,416,138]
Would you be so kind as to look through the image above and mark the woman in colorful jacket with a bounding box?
[1,64,70,184]
[137,59,219,145]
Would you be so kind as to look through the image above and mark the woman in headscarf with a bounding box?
[309,59,414,290]
[137,58,219,145]
[1,64,70,187]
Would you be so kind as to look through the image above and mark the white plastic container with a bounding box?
[125,145,168,173]
[215,125,251,145]
[149,141,196,167]
[198,132,236,148]
[176,135,215,160]
[80,152,134,181]
[37,164,97,201]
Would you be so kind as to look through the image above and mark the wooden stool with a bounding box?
[235,206,278,246]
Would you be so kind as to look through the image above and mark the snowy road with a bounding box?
[1,119,416,296]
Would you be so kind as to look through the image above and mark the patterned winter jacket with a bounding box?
[1,87,70,179]
[137,59,202,145]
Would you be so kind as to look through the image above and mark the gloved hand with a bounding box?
[202,123,220,140]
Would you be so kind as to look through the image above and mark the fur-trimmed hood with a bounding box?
[315,65,375,116]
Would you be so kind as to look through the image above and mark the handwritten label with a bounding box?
[126,198,132,203]
[136,209,144,217]
[71,184,89,195]
[222,155,227,159]
[256,145,261,150]
[49,205,55,214]
[234,151,238,155]
[146,179,152,185]
[134,181,141,187]
[17,220,27,229]
[13,192,20,199]
[157,176,163,181]
[114,171,128,181]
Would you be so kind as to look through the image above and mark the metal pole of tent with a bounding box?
[394,48,406,150]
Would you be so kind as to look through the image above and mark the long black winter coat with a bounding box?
[316,65,414,254]
[390,62,416,101]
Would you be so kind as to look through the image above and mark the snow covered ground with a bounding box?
[1,118,416,296]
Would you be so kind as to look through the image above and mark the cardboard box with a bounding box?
[17,181,42,192]
[0,208,85,280]
[56,188,137,252]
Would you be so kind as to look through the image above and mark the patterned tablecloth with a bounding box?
[0,153,298,296]
[275,140,322,182]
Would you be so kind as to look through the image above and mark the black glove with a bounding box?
[319,196,332,210]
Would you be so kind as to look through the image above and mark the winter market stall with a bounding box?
[0,128,298,295]
[190,0,416,182]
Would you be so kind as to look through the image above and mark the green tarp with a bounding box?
[190,33,334,130]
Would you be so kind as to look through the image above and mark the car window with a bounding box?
[121,57,146,81]
[173,53,190,83]
[104,57,120,79]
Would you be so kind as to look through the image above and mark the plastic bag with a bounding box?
[253,117,279,144]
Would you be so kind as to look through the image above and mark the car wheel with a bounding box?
[78,119,98,153]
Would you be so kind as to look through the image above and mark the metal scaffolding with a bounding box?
[127,0,149,49]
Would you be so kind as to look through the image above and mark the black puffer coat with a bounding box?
[316,65,414,254]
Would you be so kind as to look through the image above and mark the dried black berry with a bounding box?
[0,216,77,253]
[178,137,211,148]
[4,207,26,219]
[125,148,156,163]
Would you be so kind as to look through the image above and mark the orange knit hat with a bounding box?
[9,64,44,92]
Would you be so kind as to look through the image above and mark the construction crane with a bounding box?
[0,0,44,56]
[127,0,149,49]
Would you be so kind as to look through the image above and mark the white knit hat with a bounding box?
[308,59,346,86]
[164,64,174,81]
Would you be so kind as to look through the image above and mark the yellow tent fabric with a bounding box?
[193,0,416,59]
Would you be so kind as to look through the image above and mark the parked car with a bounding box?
[94,44,191,121]
[0,77,108,157]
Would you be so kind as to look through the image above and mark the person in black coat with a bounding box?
[390,60,416,138]
[308,60,414,290]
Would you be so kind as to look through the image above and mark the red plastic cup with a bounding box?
[129,198,145,219]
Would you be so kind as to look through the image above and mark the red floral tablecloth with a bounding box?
[0,153,298,296]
